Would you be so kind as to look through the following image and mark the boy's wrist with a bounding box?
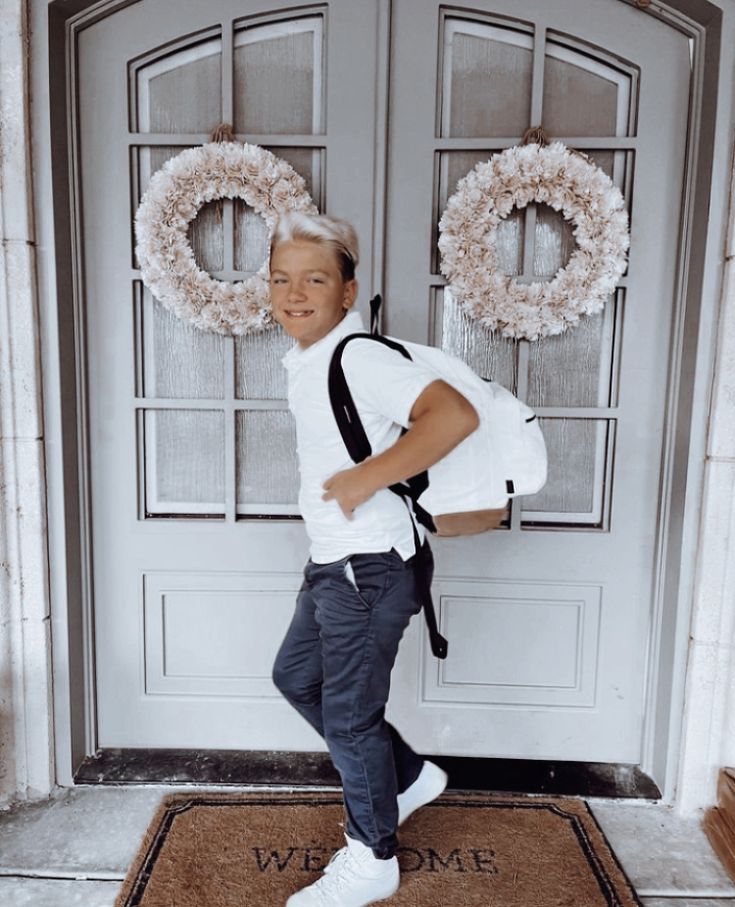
[357,457,388,495]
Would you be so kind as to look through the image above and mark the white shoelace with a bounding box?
[323,845,348,876]
[310,850,361,903]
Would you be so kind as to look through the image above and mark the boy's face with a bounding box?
[269,240,357,348]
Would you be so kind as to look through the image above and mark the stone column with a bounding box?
[675,144,735,814]
[0,0,55,807]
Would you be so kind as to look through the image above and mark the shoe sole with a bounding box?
[286,862,399,906]
[286,887,398,907]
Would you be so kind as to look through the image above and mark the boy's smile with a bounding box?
[269,240,358,348]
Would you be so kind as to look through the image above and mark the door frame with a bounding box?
[38,0,730,802]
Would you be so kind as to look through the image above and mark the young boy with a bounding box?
[270,212,479,907]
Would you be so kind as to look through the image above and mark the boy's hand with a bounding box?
[322,381,479,520]
[322,463,378,519]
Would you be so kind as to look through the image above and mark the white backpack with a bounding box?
[328,299,547,538]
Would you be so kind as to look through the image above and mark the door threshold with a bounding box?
[73,749,661,799]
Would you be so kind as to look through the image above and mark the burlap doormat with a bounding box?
[114,790,642,906]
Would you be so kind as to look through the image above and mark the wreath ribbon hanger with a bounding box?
[210,122,235,225]
[522,124,596,168]
[521,124,548,147]
[211,122,236,143]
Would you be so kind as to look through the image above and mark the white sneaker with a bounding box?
[286,833,399,906]
[397,760,448,825]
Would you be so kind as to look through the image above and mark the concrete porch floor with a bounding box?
[0,785,734,906]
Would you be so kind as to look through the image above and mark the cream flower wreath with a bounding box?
[438,140,630,340]
[134,139,317,335]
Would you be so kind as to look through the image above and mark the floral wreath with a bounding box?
[133,124,317,336]
[438,128,630,340]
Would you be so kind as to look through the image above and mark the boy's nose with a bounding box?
[288,285,307,301]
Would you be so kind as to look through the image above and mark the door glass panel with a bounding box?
[533,202,575,279]
[132,15,328,521]
[137,284,225,399]
[521,418,613,528]
[441,17,533,137]
[435,289,517,391]
[233,204,270,274]
[532,151,631,278]
[267,147,324,202]
[231,147,324,273]
[435,151,525,276]
[135,146,183,199]
[134,146,224,272]
[133,37,222,133]
[143,410,225,514]
[189,201,225,273]
[235,327,293,400]
[433,26,633,535]
[543,37,633,137]
[526,293,619,408]
[236,411,299,512]
[234,16,324,135]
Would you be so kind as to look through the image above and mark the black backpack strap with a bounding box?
[327,314,447,659]
[369,293,382,335]
[328,332,436,534]
[408,519,448,659]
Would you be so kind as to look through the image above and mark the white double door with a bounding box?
[79,0,691,761]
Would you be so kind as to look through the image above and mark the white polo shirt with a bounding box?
[281,310,438,563]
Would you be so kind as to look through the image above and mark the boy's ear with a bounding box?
[343,279,358,310]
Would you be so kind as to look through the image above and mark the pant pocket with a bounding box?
[344,560,359,591]
[344,554,392,606]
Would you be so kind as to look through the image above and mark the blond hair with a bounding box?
[270,212,359,281]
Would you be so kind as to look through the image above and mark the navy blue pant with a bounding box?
[272,543,432,859]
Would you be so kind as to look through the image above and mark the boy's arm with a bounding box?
[322,379,479,518]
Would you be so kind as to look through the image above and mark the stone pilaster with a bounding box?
[0,0,55,807]
[675,143,735,814]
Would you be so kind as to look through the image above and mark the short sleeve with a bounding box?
[341,338,439,428]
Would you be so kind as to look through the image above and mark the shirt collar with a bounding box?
[281,310,366,371]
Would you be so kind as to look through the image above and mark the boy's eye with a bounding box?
[309,277,325,284]
[270,277,287,284]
